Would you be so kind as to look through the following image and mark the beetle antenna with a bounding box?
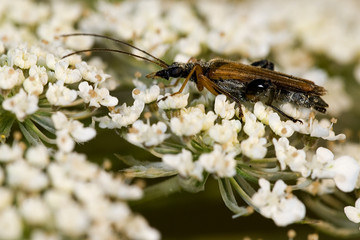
[59,33,169,67]
[61,48,167,68]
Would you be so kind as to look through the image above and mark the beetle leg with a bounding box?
[265,87,302,123]
[173,64,202,95]
[162,78,181,89]
[251,60,274,70]
[157,65,202,103]
[197,74,244,118]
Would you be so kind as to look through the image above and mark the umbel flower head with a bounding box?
[0,141,160,240]
[0,0,360,239]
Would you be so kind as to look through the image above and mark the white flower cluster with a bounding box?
[155,94,357,189]
[0,41,118,123]
[0,142,160,240]
[252,178,306,226]
[52,111,96,153]
[1,0,359,236]
[163,145,237,181]
[273,137,360,193]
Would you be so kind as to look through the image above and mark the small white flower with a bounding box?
[45,53,57,70]
[51,1,83,23]
[78,81,118,107]
[28,65,48,85]
[55,130,75,154]
[44,189,72,210]
[268,113,295,138]
[87,222,117,240]
[272,137,308,176]
[8,1,49,25]
[214,95,236,119]
[199,145,237,178]
[127,120,169,147]
[254,101,274,124]
[208,119,241,150]
[124,215,161,240]
[309,118,345,141]
[93,116,118,129]
[308,147,335,179]
[202,110,218,131]
[23,76,44,95]
[106,202,131,223]
[132,84,160,104]
[75,61,110,83]
[0,66,25,90]
[0,207,23,240]
[23,65,48,95]
[280,103,311,120]
[240,136,267,159]
[74,182,104,204]
[170,106,209,136]
[55,60,82,84]
[26,144,49,169]
[20,196,50,225]
[157,93,189,109]
[96,171,143,200]
[2,88,38,121]
[0,143,23,163]
[55,203,90,237]
[51,112,96,152]
[54,151,98,181]
[109,100,145,128]
[46,81,77,106]
[6,160,49,192]
[332,156,360,192]
[243,110,265,137]
[252,178,306,226]
[8,44,37,69]
[308,147,360,192]
[162,149,203,180]
[344,198,360,224]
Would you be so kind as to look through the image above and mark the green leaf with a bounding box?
[218,178,250,217]
[0,111,15,140]
[22,118,56,144]
[19,120,42,145]
[116,155,178,178]
[30,114,55,134]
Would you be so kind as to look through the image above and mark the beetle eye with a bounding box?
[169,67,182,77]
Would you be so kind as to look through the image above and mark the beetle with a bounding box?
[61,33,328,122]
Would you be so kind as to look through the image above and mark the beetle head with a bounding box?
[146,62,186,80]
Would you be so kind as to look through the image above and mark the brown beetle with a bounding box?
[61,33,328,122]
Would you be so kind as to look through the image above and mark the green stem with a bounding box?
[302,194,354,228]
[304,218,360,238]
[248,157,278,164]
[63,109,95,120]
[131,176,182,205]
[218,178,250,216]
[229,177,256,210]
[23,119,56,144]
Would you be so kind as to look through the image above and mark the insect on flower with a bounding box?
[61,33,328,122]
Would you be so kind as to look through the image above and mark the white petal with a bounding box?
[72,127,96,142]
[344,206,360,223]
[333,156,360,192]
